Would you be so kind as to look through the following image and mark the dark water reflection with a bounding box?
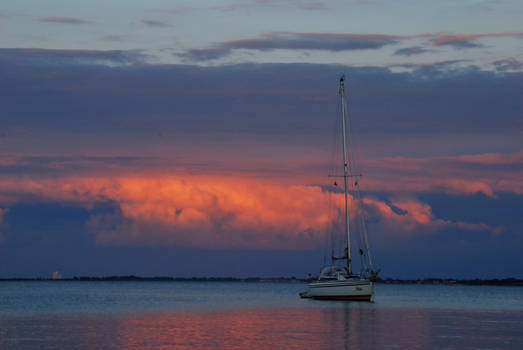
[2,306,522,350]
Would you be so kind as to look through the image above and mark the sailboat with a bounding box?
[302,76,379,301]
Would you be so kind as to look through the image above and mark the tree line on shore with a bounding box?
[1,276,522,286]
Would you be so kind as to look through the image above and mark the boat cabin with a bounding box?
[318,265,361,281]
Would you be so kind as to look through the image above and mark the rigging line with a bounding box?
[356,203,367,272]
[324,175,334,267]
[344,78,369,274]
[349,174,365,273]
[324,163,335,267]
[345,79,374,270]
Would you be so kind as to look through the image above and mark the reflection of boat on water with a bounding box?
[301,76,379,301]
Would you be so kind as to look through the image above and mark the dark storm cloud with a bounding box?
[180,32,400,61]
[37,17,92,24]
[1,51,521,146]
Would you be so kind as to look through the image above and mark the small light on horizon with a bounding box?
[52,271,62,280]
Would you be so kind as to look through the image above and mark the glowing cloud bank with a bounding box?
[0,168,503,249]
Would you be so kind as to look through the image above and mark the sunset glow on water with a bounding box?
[1,282,522,350]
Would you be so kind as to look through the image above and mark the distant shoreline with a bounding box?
[0,276,522,286]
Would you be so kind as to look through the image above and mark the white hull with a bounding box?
[308,279,374,301]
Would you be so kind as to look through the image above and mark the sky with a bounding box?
[0,0,522,279]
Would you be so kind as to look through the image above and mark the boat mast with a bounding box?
[339,76,352,274]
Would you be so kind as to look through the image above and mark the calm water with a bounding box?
[1,282,522,349]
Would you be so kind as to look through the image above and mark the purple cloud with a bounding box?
[102,34,130,42]
[157,1,327,14]
[394,46,430,56]
[180,31,523,61]
[37,17,92,24]
[212,0,327,11]
[141,19,170,27]
[180,32,399,61]
[253,0,327,10]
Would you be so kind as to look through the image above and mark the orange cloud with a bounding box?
[364,196,502,237]
[0,151,517,248]
[0,176,335,249]
[92,177,336,248]
[0,173,500,248]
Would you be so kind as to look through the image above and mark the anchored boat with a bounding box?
[303,76,379,301]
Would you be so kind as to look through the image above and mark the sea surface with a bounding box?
[1,281,522,349]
